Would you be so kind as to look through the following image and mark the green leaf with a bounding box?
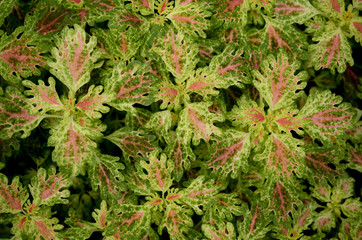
[178,102,223,145]
[48,116,104,176]
[309,28,353,74]
[0,175,28,214]
[138,151,174,192]
[48,24,102,93]
[207,130,251,179]
[105,61,159,112]
[254,134,305,180]
[0,87,44,139]
[253,51,308,110]
[167,3,211,38]
[179,176,218,215]
[108,204,151,240]
[29,166,70,206]
[76,85,111,119]
[105,127,157,160]
[297,90,354,145]
[350,16,362,44]
[88,151,124,199]
[153,29,198,82]
[23,78,64,115]
[0,0,16,27]
[0,27,45,83]
[273,0,319,24]
[212,0,249,28]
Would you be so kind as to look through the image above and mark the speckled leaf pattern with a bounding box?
[0,28,45,83]
[48,117,102,176]
[254,134,305,179]
[76,85,110,119]
[202,222,236,240]
[0,0,16,27]
[0,175,28,214]
[0,87,44,139]
[48,24,102,93]
[350,17,362,44]
[139,151,174,192]
[261,18,308,59]
[179,176,218,215]
[165,133,195,182]
[88,151,124,198]
[209,45,251,88]
[253,51,308,110]
[309,29,353,74]
[153,29,198,82]
[109,205,151,240]
[273,0,319,24]
[297,90,354,145]
[105,61,158,112]
[29,166,70,206]
[105,127,157,160]
[270,181,299,221]
[207,130,250,179]
[237,204,271,240]
[23,78,64,115]
[159,204,197,240]
[167,3,211,38]
[213,0,249,28]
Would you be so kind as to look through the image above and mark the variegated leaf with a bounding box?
[185,68,220,100]
[315,0,345,17]
[254,134,305,180]
[138,151,174,192]
[48,116,104,176]
[178,102,223,145]
[159,204,200,240]
[105,61,158,112]
[48,24,102,93]
[165,132,195,182]
[167,3,211,38]
[23,78,64,115]
[297,90,354,145]
[202,222,236,240]
[271,107,303,134]
[0,27,45,83]
[350,17,362,44]
[237,203,271,240]
[88,151,124,199]
[179,176,218,215]
[309,28,353,74]
[76,85,110,119]
[253,51,308,110]
[207,130,250,179]
[312,208,336,232]
[273,0,319,24]
[64,208,97,240]
[13,208,64,240]
[156,79,182,110]
[209,45,251,88]
[0,175,28,214]
[24,0,75,36]
[203,192,243,223]
[92,200,111,229]
[153,29,198,82]
[91,28,143,61]
[108,204,151,240]
[261,17,308,59]
[130,0,154,15]
[213,0,249,28]
[303,143,345,183]
[0,87,44,139]
[269,181,300,221]
[29,166,70,206]
[105,127,157,160]
[0,0,16,27]
[145,110,172,137]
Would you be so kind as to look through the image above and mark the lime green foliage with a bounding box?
[0,0,361,239]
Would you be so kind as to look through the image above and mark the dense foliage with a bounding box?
[0,0,361,239]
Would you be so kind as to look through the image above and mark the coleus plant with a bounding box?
[0,0,361,239]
